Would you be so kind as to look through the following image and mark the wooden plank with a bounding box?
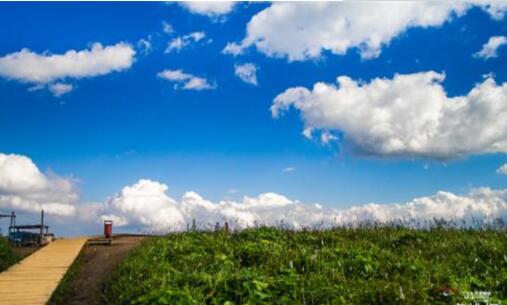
[0,237,87,305]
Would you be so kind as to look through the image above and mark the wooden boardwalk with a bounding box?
[0,237,87,305]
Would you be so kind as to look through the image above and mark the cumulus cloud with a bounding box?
[474,36,507,59]
[102,179,310,231]
[179,1,236,18]
[0,152,110,236]
[497,164,507,175]
[165,31,206,53]
[0,153,77,216]
[102,179,507,232]
[157,69,215,90]
[0,42,135,95]
[224,1,507,61]
[234,62,258,85]
[103,180,185,230]
[272,71,507,160]
[0,42,135,84]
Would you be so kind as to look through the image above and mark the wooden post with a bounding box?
[40,210,44,245]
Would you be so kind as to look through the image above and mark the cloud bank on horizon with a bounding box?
[103,179,507,232]
[1,153,507,233]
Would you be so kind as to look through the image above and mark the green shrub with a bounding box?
[0,236,18,272]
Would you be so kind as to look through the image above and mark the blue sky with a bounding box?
[1,2,507,234]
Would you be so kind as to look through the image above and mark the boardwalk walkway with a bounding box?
[0,237,87,305]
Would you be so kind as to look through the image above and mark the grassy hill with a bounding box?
[105,227,507,305]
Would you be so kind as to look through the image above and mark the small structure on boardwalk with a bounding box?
[7,210,54,246]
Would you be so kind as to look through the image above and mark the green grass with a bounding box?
[0,236,18,272]
[104,227,507,305]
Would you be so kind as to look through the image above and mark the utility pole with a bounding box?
[0,211,15,236]
[10,211,15,227]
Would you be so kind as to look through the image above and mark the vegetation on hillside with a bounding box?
[0,236,18,272]
[105,227,507,305]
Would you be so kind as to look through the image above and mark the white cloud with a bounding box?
[102,179,304,231]
[474,36,507,59]
[0,42,135,84]
[27,82,74,97]
[162,21,174,34]
[49,83,73,97]
[224,2,507,61]
[283,166,296,173]
[222,42,244,56]
[0,153,77,216]
[179,1,236,18]
[157,69,215,91]
[137,37,153,54]
[188,31,206,41]
[100,214,128,227]
[272,71,507,160]
[165,31,206,53]
[102,179,507,231]
[234,62,258,85]
[183,77,213,90]
[158,69,189,81]
[0,153,112,236]
[166,38,185,53]
[104,180,186,231]
[497,163,507,175]
[0,42,135,96]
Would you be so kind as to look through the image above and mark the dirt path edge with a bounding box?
[48,235,147,305]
